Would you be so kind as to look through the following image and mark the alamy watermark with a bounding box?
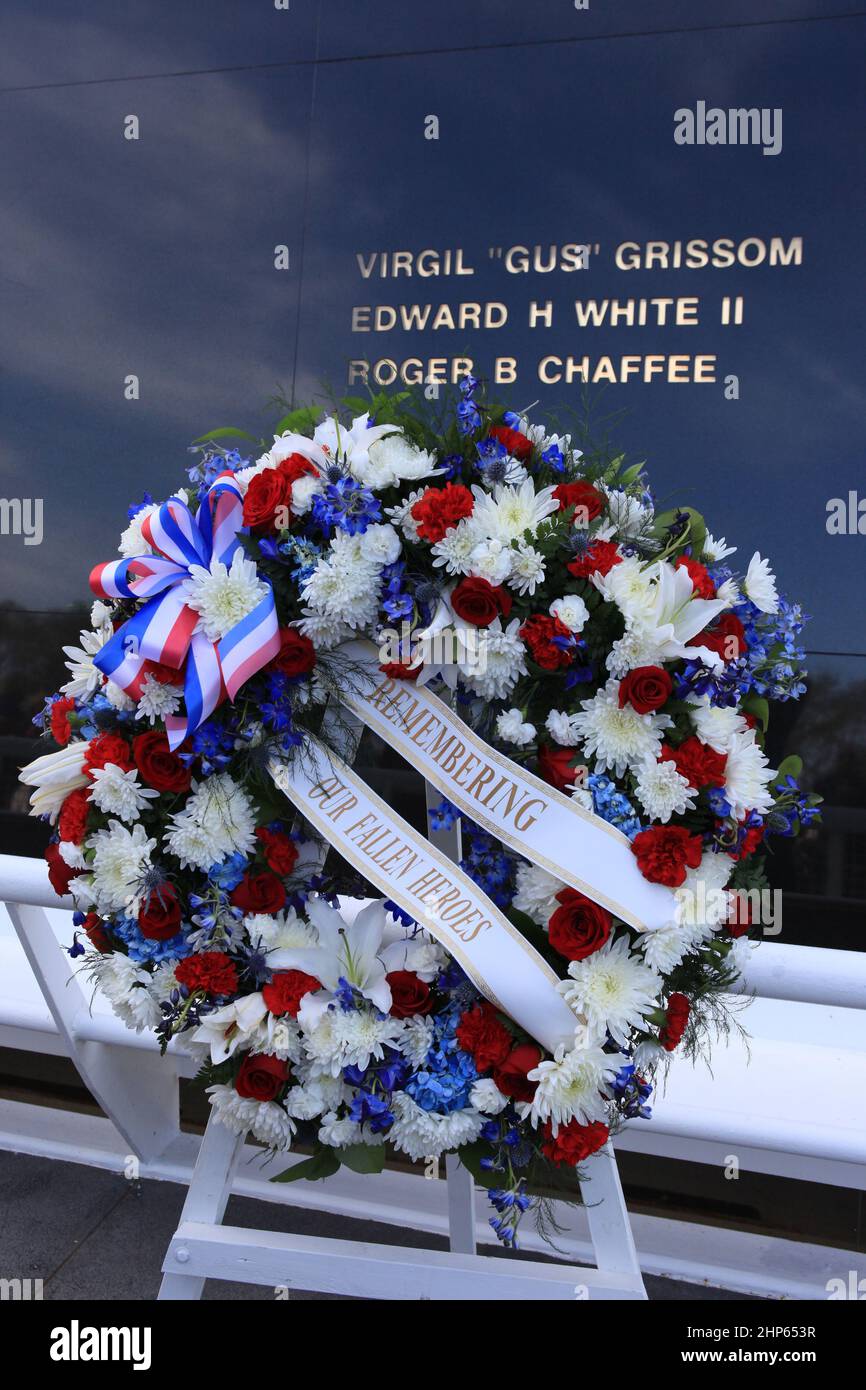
[675,101,782,157]
[0,497,43,545]
[378,621,488,675]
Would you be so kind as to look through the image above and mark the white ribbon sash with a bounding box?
[337,642,676,932]
[269,740,579,1054]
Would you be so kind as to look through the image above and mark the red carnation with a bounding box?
[566,539,622,579]
[548,890,612,961]
[58,787,90,844]
[519,614,575,671]
[175,951,239,998]
[675,553,716,599]
[49,697,76,746]
[84,733,133,776]
[139,659,183,687]
[138,882,183,940]
[411,483,474,543]
[729,817,765,861]
[489,424,533,461]
[262,969,321,1018]
[386,970,433,1019]
[44,842,80,897]
[235,1052,290,1102]
[242,468,292,533]
[230,870,287,915]
[255,827,299,877]
[537,743,579,793]
[456,1001,512,1072]
[660,992,690,1051]
[696,612,747,664]
[725,892,752,938]
[618,666,672,715]
[553,480,604,524]
[631,825,703,887]
[493,1043,542,1102]
[541,1119,609,1167]
[450,576,512,628]
[379,661,421,681]
[133,731,191,794]
[270,627,316,678]
[660,736,727,789]
[81,912,112,953]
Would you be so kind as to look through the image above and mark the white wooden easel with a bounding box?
[157,718,647,1300]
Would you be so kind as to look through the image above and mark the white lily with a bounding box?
[269,898,394,1027]
[191,992,269,1064]
[634,560,729,668]
[19,741,90,821]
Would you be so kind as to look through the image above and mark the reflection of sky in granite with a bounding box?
[0,4,863,662]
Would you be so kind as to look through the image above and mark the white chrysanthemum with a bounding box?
[397,1014,435,1067]
[470,1078,509,1115]
[559,935,661,1046]
[594,556,657,627]
[19,741,89,821]
[386,487,426,541]
[302,532,380,628]
[639,922,700,974]
[148,961,180,1004]
[688,699,748,753]
[358,522,402,566]
[88,765,158,823]
[165,772,258,870]
[207,1084,296,1151]
[93,951,162,1032]
[118,503,160,559]
[605,628,666,678]
[135,673,183,723]
[250,1014,305,1064]
[459,617,526,700]
[545,709,582,747]
[283,1079,339,1121]
[59,839,87,869]
[388,1092,484,1162]
[724,731,776,818]
[514,418,574,459]
[602,488,654,540]
[496,708,536,746]
[550,594,589,632]
[61,627,109,700]
[384,935,448,983]
[291,471,324,516]
[509,543,546,595]
[703,533,737,562]
[182,550,269,643]
[716,577,741,606]
[470,479,558,543]
[90,599,113,628]
[87,820,156,913]
[675,851,735,929]
[303,1006,404,1077]
[633,757,696,823]
[246,908,318,953]
[361,432,441,489]
[744,552,779,614]
[103,680,135,712]
[317,1111,366,1149]
[570,679,671,777]
[522,1043,619,1133]
[512,861,564,928]
[468,538,513,586]
[297,607,352,649]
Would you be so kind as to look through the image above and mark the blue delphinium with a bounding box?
[312,476,382,535]
[587,774,643,840]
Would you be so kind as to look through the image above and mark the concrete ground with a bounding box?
[0,1149,758,1301]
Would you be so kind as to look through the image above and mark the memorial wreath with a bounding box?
[21,379,820,1245]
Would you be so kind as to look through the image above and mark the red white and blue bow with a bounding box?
[90,472,281,751]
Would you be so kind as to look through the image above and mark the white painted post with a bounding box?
[6,901,180,1163]
[578,1144,646,1295]
[159,1116,245,1299]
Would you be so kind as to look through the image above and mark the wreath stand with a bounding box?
[157,713,647,1303]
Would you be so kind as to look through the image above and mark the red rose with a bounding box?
[618,666,672,715]
[50,697,76,746]
[230,870,287,915]
[411,483,475,543]
[255,827,299,877]
[675,553,716,599]
[235,1052,290,1102]
[537,743,579,793]
[489,424,533,461]
[138,882,183,940]
[493,1043,542,1102]
[262,969,321,1017]
[44,842,80,897]
[133,731,192,794]
[450,576,512,627]
[541,1119,609,1167]
[660,992,690,1051]
[270,627,316,678]
[84,733,133,775]
[58,787,90,844]
[519,614,575,670]
[385,970,433,1019]
[379,661,421,681]
[456,1001,512,1072]
[175,951,238,997]
[631,825,703,887]
[566,538,622,579]
[548,889,612,961]
[242,468,292,533]
[553,480,604,523]
[82,912,112,953]
[696,612,747,663]
[660,735,727,789]
[725,892,752,937]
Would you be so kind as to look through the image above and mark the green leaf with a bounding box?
[337,1143,387,1175]
[454,1142,498,1189]
[741,694,770,732]
[191,427,258,444]
[652,505,707,555]
[271,1147,340,1184]
[273,407,319,437]
[775,754,803,782]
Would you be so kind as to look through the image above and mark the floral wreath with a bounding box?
[21,379,820,1246]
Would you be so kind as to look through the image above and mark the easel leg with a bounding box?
[159,1114,245,1300]
[446,1153,476,1254]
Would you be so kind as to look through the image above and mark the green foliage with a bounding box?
[271,1146,341,1183]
